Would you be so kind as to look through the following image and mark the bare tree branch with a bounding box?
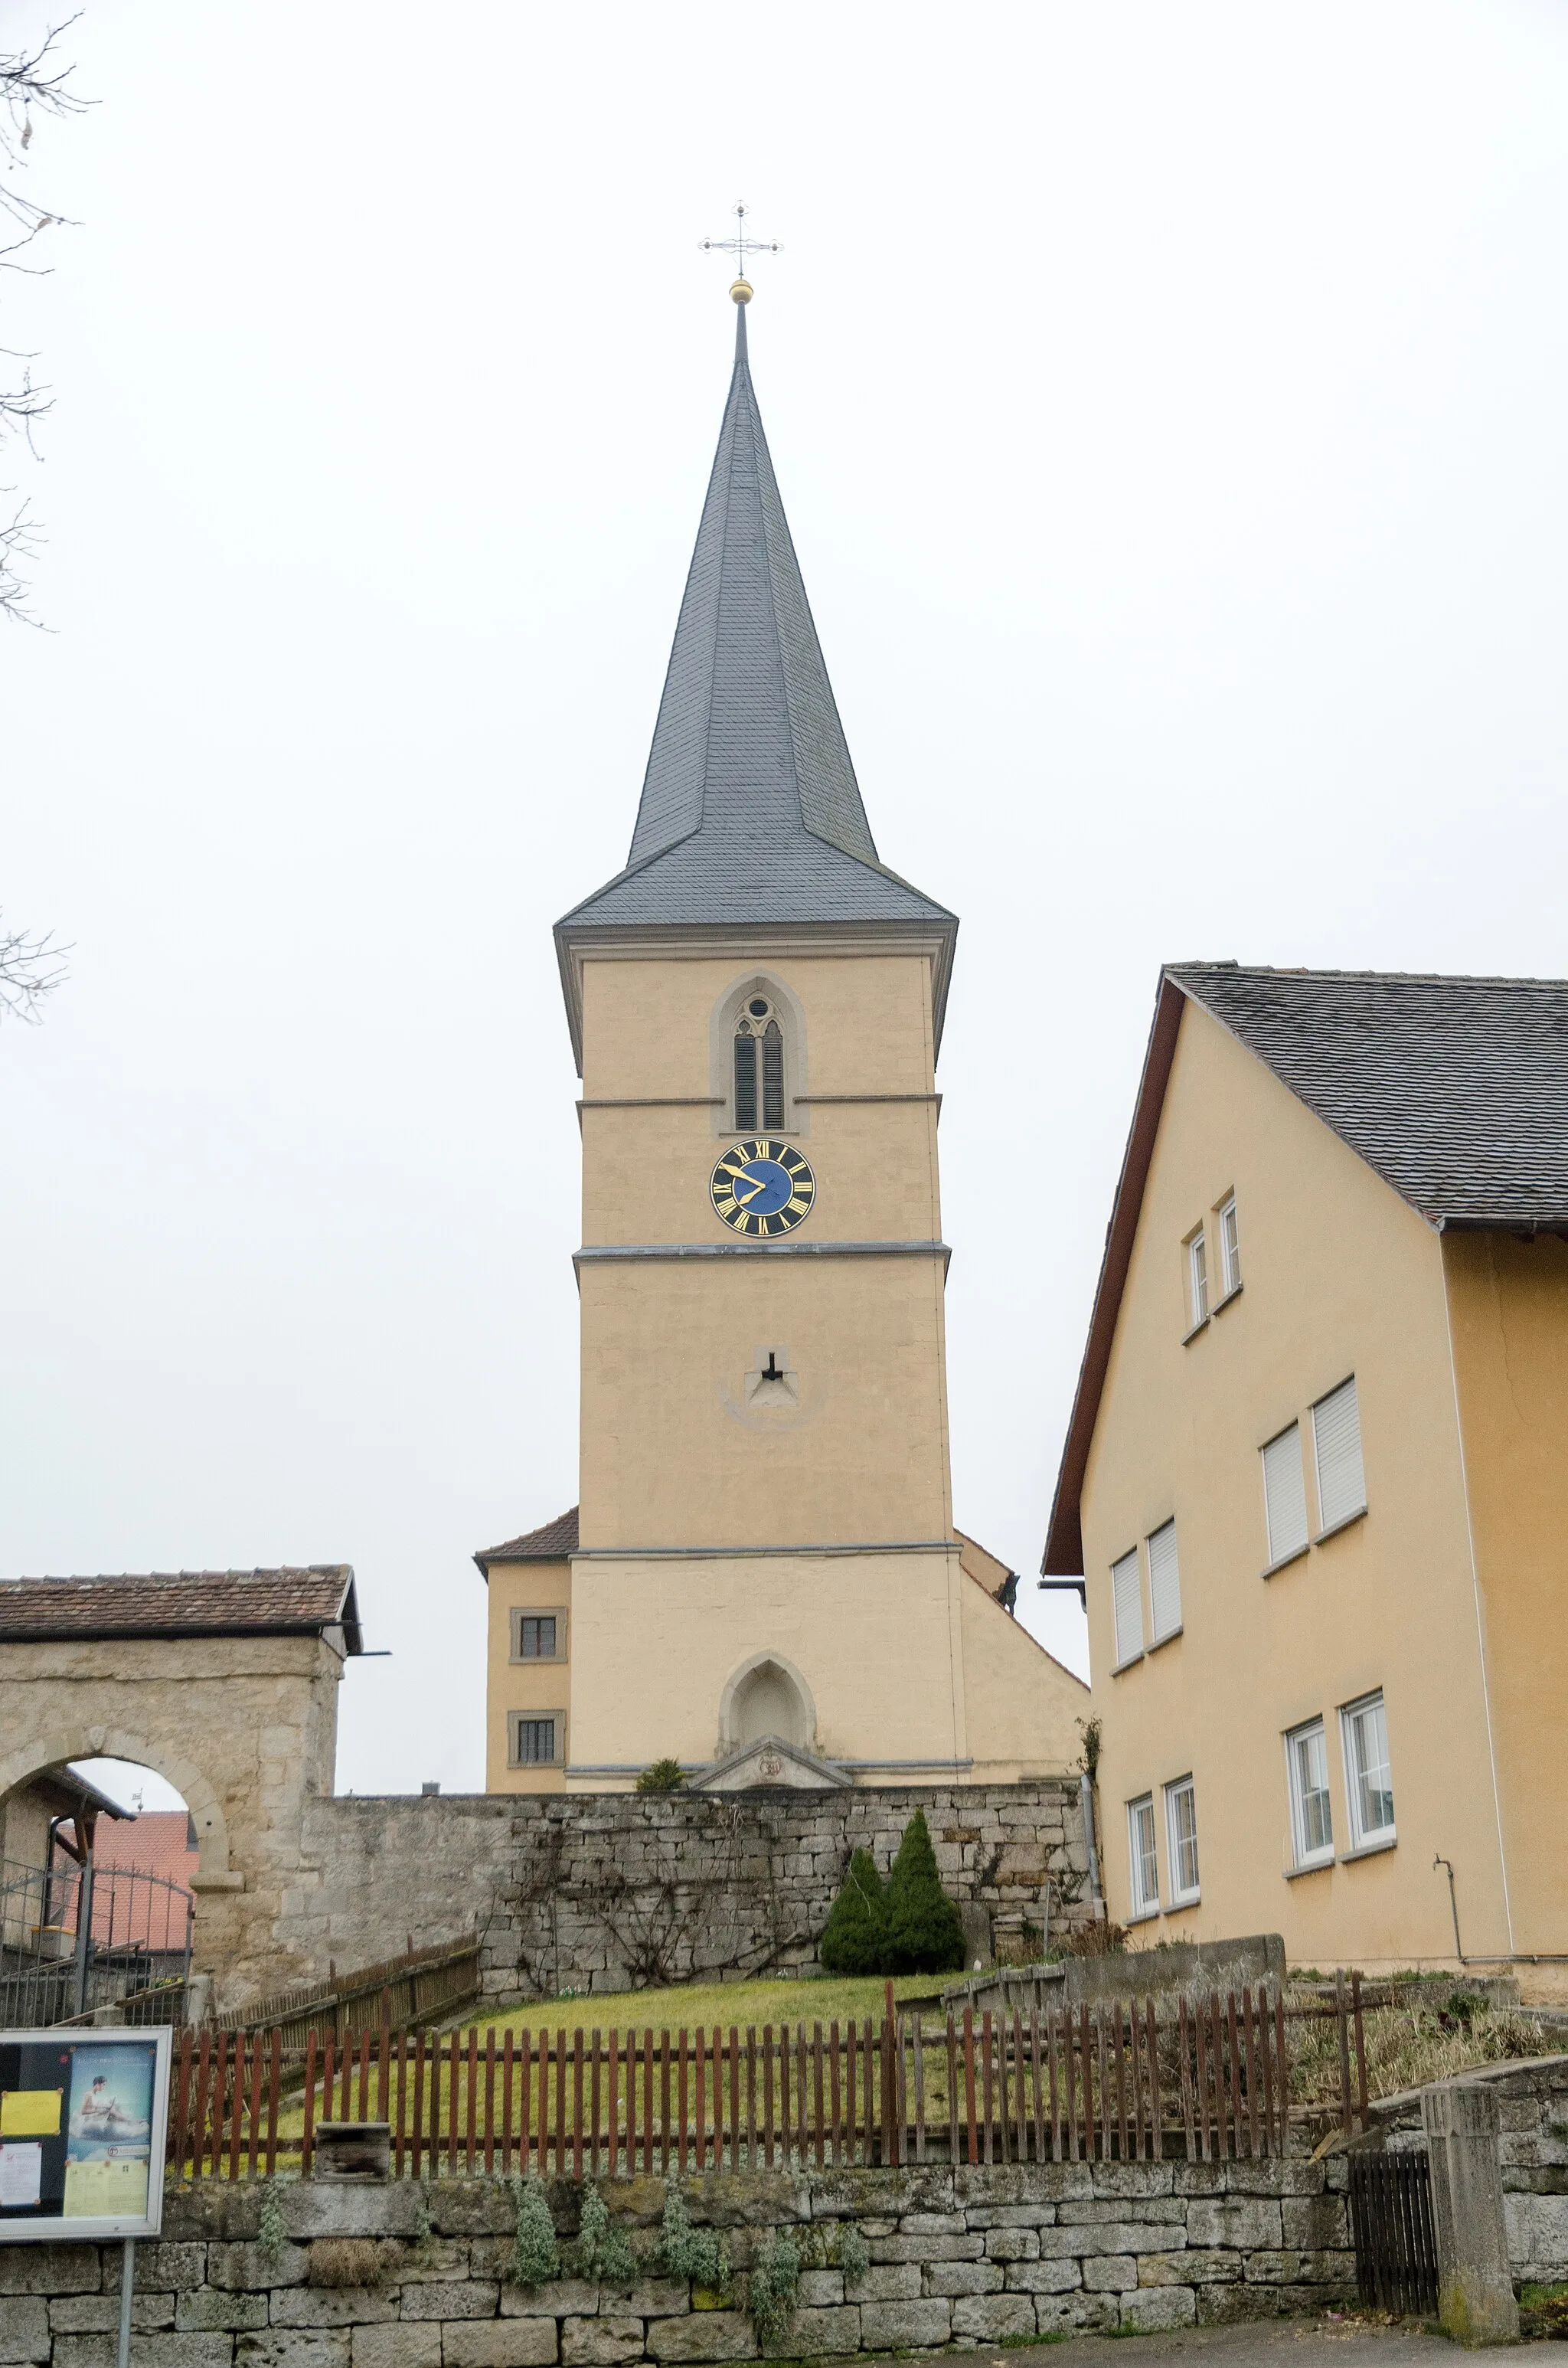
[0,914,70,1022]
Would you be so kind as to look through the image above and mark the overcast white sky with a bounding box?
[7,1,1568,1806]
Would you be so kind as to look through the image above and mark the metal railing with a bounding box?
[0,1853,194,2027]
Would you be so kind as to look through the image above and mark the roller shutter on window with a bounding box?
[1313,1377,1366,1530]
[1112,1549,1142,1665]
[1147,1519,1181,1640]
[1262,1425,1308,1563]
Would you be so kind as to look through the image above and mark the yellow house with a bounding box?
[480,286,1086,1794]
[1043,962,1568,1982]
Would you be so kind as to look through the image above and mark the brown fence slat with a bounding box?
[266,2028,283,2179]
[300,2030,317,2178]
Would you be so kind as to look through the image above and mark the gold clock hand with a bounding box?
[731,1173,768,1204]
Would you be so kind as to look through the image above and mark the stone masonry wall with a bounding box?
[0,2157,1358,2367]
[1366,2053,1568,2285]
[279,1784,1091,2006]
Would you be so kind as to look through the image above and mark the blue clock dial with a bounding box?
[710,1139,816,1238]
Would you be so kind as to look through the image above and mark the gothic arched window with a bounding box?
[733,996,786,1131]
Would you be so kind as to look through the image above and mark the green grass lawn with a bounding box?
[473,1971,948,2039]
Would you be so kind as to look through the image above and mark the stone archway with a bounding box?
[0,1568,361,2010]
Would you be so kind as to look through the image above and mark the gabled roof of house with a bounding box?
[0,1568,364,1652]
[1042,962,1568,1576]
[473,1507,579,1573]
[554,299,956,1062]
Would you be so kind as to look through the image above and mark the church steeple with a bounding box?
[557,291,955,995]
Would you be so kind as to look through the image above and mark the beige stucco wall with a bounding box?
[1443,1229,1568,1954]
[0,1632,347,2009]
[485,1556,573,1794]
[1081,999,1509,1969]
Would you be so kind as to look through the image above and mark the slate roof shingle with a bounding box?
[557,303,955,956]
[0,1568,363,1651]
[1171,963,1568,1225]
[474,1508,579,1570]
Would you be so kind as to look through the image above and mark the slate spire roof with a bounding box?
[557,301,953,944]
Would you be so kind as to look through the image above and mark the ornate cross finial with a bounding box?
[700,200,780,299]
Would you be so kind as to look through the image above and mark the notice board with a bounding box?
[0,2029,171,2241]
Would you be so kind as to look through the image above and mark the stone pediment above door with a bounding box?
[691,1735,851,1792]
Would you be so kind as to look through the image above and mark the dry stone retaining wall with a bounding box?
[0,2160,1357,2366]
[279,1784,1091,2004]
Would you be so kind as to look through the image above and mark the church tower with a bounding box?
[479,286,1084,1791]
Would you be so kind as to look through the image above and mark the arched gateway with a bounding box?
[0,1568,362,2011]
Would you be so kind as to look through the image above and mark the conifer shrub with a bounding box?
[635,1758,688,1793]
[884,1809,966,1975]
[818,1846,889,1975]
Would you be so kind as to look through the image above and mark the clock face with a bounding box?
[710,1139,816,1238]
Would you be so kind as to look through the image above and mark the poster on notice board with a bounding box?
[0,2029,171,2241]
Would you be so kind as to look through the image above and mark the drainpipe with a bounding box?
[1433,1855,1568,1967]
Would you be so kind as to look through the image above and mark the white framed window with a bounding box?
[1164,1777,1200,1903]
[1111,1547,1143,1666]
[1285,1719,1334,1867]
[1186,1229,1209,1328]
[1127,1794,1159,1917]
[1147,1519,1181,1641]
[1313,1375,1366,1532]
[1261,1424,1309,1566]
[1217,1195,1242,1296]
[1341,1692,1395,1849]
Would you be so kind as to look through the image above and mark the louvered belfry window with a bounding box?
[734,999,786,1131]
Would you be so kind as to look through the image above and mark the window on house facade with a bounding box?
[1165,1777,1200,1903]
[1147,1519,1181,1641]
[512,1612,563,1662]
[1187,1229,1209,1328]
[1313,1376,1366,1532]
[1261,1425,1309,1565]
[510,1713,562,1767]
[734,998,786,1132]
[1341,1693,1394,1849]
[1285,1719,1334,1867]
[1112,1548,1143,1666]
[1218,1196,1242,1296]
[1128,1794,1160,1917]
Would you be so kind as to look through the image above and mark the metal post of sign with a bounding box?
[116,2236,135,2368]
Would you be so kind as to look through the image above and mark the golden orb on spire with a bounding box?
[730,277,753,305]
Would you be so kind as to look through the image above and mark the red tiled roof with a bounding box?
[474,1508,579,1571]
[92,1809,199,1887]
[0,1568,363,1651]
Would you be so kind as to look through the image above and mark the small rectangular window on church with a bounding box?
[511,1608,566,1662]
[511,1715,560,1766]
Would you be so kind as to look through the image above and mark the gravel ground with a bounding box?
[977,2315,1568,2367]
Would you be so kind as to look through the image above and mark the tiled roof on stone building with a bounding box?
[0,1567,363,1651]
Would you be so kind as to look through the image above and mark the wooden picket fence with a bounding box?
[167,1974,1374,2181]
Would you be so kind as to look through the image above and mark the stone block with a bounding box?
[177,2290,270,2332]
[1244,2250,1356,2287]
[399,2285,498,2323]
[617,2285,687,2321]
[49,2297,175,2335]
[962,2203,1056,2229]
[775,2306,858,2355]
[427,2187,518,2239]
[237,2337,353,2368]
[1039,2220,1163,2258]
[1119,2285,1196,2330]
[1227,2160,1324,2196]
[501,2285,601,2321]
[0,2297,48,2363]
[119,2244,209,2294]
[1171,2163,1226,2199]
[285,2191,424,2242]
[272,2292,399,2327]
[1003,2261,1080,2295]
[950,2294,1035,2340]
[955,2162,1091,2208]
[645,2311,756,2361]
[792,2273,841,2309]
[397,2249,471,2291]
[1092,2160,1174,2199]
[1081,2255,1136,2292]
[55,2339,235,2368]
[209,2242,312,2292]
[1281,2196,1348,2249]
[1139,2249,1238,2285]
[1032,2293,1119,2335]
[560,2321,641,2368]
[867,2231,985,2264]
[350,2330,442,2368]
[982,2229,1037,2261]
[0,2245,101,2297]
[856,2298,951,2350]
[1506,2191,1568,2275]
[1057,2196,1185,2226]
[841,2265,918,2302]
[446,2323,561,2366]
[896,2212,968,2236]
[921,2262,1001,2297]
[1185,2198,1281,2250]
